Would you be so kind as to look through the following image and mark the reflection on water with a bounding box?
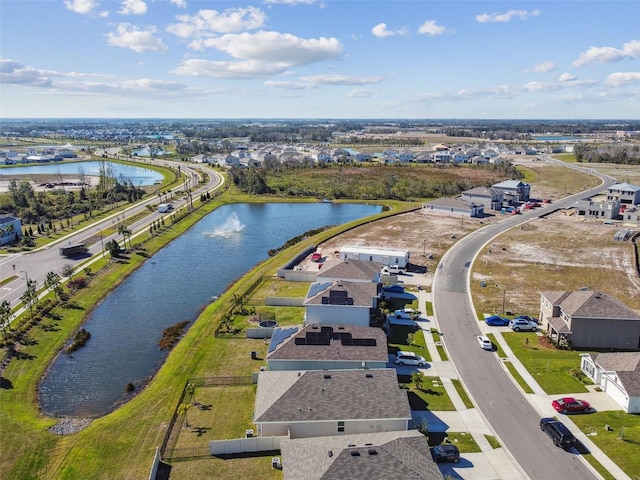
[39,202,381,417]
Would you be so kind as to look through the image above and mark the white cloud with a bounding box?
[573,40,640,67]
[106,24,168,53]
[265,74,382,90]
[527,61,555,73]
[64,0,99,15]
[371,23,396,38]
[605,72,640,87]
[558,72,576,82]
[299,74,383,86]
[172,59,286,79]
[347,88,378,98]
[170,0,187,7]
[417,20,446,36]
[194,31,343,65]
[119,0,147,16]
[167,7,266,38]
[475,9,540,23]
[0,58,52,86]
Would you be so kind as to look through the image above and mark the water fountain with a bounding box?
[206,212,245,237]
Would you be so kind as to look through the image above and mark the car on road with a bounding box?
[540,418,577,449]
[383,284,405,294]
[477,335,493,350]
[394,351,427,366]
[552,397,592,414]
[485,315,510,326]
[390,308,421,320]
[311,252,322,262]
[509,318,538,332]
[430,444,460,463]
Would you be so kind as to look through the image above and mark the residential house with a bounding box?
[607,183,640,206]
[355,152,372,162]
[433,150,452,163]
[539,290,640,350]
[580,352,640,413]
[461,187,504,211]
[304,281,379,327]
[398,150,414,162]
[266,324,389,371]
[0,215,22,246]
[423,198,484,218]
[253,369,412,438]
[492,180,530,203]
[280,430,443,480]
[574,195,620,220]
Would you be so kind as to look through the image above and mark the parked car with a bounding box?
[540,418,577,449]
[382,264,404,274]
[390,308,421,320]
[383,284,405,294]
[485,315,510,326]
[310,252,322,262]
[430,444,460,463]
[477,335,493,350]
[552,397,592,414]
[394,351,427,366]
[514,315,538,324]
[509,318,538,332]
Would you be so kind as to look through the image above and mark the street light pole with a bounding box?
[97,228,104,257]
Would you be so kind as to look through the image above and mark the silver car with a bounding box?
[509,318,538,332]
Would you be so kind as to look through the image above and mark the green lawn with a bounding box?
[503,360,535,394]
[451,378,474,409]
[388,325,431,362]
[402,377,455,411]
[502,333,589,394]
[571,411,640,480]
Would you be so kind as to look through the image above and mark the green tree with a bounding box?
[0,300,13,340]
[62,264,75,278]
[411,371,424,392]
[44,272,62,300]
[106,239,120,257]
[177,403,192,428]
[20,279,38,321]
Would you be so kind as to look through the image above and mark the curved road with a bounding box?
[432,161,617,479]
[0,161,223,309]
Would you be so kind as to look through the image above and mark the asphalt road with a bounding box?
[432,164,617,479]
[0,161,223,309]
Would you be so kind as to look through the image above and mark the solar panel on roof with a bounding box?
[267,327,298,353]
[307,282,332,298]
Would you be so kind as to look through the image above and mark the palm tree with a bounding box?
[44,272,62,300]
[177,403,192,428]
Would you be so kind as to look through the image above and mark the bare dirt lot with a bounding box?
[318,160,640,317]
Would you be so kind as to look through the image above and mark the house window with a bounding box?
[338,421,345,433]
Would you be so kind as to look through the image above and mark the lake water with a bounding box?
[38,202,381,417]
[0,161,163,186]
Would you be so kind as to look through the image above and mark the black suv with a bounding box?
[540,418,577,448]
[430,444,460,463]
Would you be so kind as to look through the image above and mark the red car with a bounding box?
[311,252,322,262]
[552,397,592,414]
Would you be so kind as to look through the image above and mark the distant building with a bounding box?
[0,215,22,246]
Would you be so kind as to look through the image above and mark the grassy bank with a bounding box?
[0,185,412,480]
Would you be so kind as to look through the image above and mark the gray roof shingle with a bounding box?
[593,352,640,397]
[254,369,411,423]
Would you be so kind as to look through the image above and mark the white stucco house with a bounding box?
[580,352,640,413]
[303,281,378,327]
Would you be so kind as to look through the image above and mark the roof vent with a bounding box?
[350,451,360,457]
[365,373,373,378]
[364,443,373,446]
[348,443,356,447]
[328,450,333,458]
[323,374,331,379]
[368,449,378,455]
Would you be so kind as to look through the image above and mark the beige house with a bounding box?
[539,290,640,350]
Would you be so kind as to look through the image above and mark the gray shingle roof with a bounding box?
[280,430,443,480]
[593,352,640,397]
[267,324,388,363]
[304,281,378,307]
[317,259,382,282]
[542,290,640,320]
[254,369,411,423]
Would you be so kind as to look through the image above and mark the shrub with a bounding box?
[125,382,135,393]
[67,277,88,291]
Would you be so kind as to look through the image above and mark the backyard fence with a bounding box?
[265,297,305,307]
[209,435,288,456]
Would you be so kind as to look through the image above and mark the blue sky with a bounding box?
[1,0,639,119]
